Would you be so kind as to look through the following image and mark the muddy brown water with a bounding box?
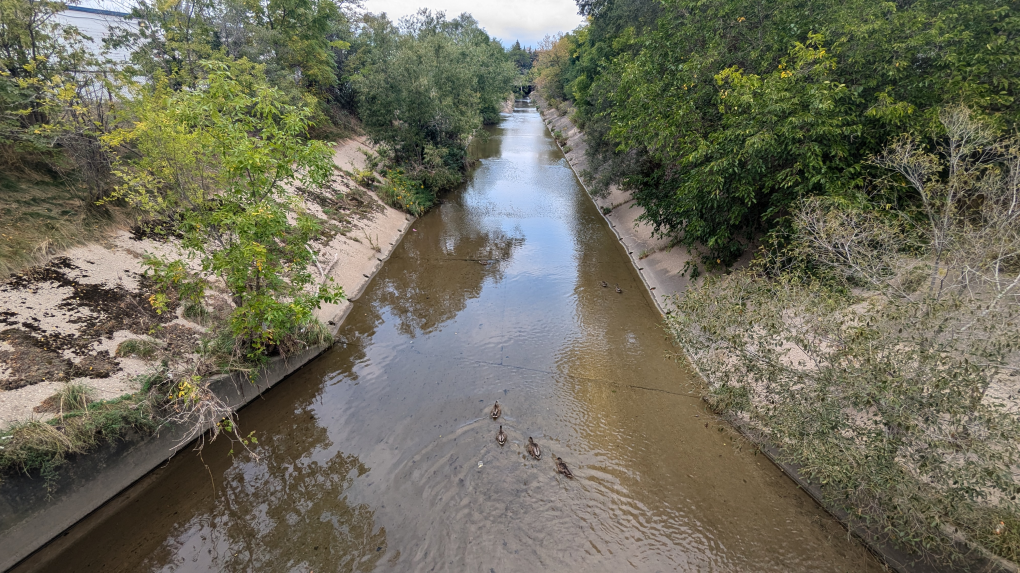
[14,101,884,573]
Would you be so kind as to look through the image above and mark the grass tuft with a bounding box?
[0,388,156,489]
[115,338,161,359]
[58,382,96,412]
[182,301,210,323]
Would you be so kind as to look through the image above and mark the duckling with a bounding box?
[496,425,507,446]
[491,401,501,420]
[600,281,608,288]
[555,457,574,478]
[527,437,542,460]
[615,284,623,294]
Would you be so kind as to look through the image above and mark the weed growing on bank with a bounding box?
[0,390,157,489]
[378,168,435,216]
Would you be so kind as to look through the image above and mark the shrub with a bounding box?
[104,60,344,361]
[378,168,434,216]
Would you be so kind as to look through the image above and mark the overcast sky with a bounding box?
[80,0,583,48]
[361,0,584,47]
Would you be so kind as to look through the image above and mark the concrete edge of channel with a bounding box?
[0,216,417,572]
[534,98,1018,573]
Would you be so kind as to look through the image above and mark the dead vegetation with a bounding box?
[0,256,175,390]
[0,173,95,278]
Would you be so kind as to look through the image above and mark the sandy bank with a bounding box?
[0,134,413,429]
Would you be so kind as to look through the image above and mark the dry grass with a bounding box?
[0,170,132,278]
[0,390,156,488]
[0,172,83,277]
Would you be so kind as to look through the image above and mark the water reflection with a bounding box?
[373,213,524,339]
[146,450,384,573]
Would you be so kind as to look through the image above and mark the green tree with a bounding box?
[507,40,533,72]
[128,0,220,87]
[547,0,1020,264]
[613,34,862,261]
[216,0,354,91]
[104,60,342,360]
[0,0,92,156]
[127,0,354,96]
[349,10,515,195]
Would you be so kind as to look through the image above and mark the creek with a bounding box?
[16,100,882,572]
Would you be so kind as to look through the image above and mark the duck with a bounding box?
[600,281,608,288]
[555,457,574,478]
[615,284,623,294]
[496,425,507,446]
[491,401,501,420]
[527,437,542,460]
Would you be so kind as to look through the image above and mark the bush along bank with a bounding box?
[532,0,1020,568]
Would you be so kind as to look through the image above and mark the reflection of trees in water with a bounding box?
[469,124,505,161]
[372,204,524,339]
[139,401,386,572]
[325,301,385,385]
[552,180,641,450]
[162,453,383,572]
[33,381,386,573]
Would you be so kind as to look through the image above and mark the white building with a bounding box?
[53,6,137,64]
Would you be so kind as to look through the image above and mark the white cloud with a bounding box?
[361,0,584,47]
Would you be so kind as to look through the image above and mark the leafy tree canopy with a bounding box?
[537,0,1020,264]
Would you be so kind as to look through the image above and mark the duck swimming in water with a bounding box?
[491,401,501,420]
[496,425,507,446]
[615,284,623,294]
[527,437,542,460]
[555,457,574,478]
[600,281,608,288]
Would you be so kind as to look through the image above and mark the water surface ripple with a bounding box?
[18,101,882,573]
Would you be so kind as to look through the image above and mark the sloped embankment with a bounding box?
[0,135,416,571]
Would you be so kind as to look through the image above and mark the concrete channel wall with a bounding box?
[0,201,415,572]
[533,94,1017,573]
